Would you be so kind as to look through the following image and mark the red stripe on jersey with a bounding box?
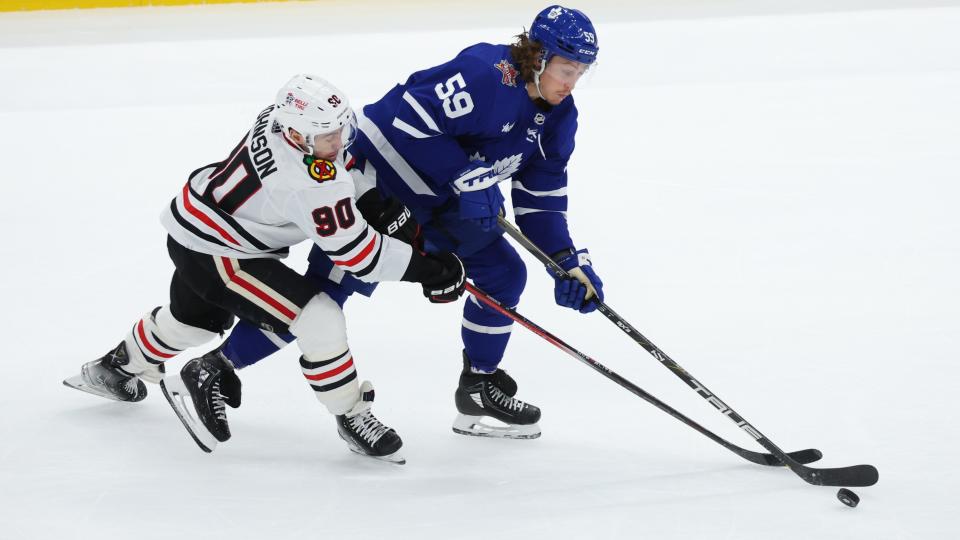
[220,258,298,321]
[333,235,378,267]
[345,156,356,170]
[181,184,240,246]
[136,320,175,359]
[303,358,355,381]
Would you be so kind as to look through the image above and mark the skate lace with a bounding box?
[210,381,227,421]
[348,410,390,445]
[122,377,139,396]
[488,385,524,412]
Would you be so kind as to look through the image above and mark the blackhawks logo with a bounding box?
[304,156,337,182]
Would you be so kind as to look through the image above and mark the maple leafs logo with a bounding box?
[491,153,523,182]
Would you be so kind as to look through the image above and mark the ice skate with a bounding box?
[161,350,241,453]
[63,342,148,403]
[453,356,541,439]
[336,381,405,464]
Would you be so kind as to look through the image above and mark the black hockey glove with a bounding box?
[356,190,423,250]
[402,251,467,303]
[421,252,467,303]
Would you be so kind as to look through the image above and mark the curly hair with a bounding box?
[509,32,545,83]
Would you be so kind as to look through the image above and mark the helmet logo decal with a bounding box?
[328,95,342,107]
[494,60,518,87]
[548,6,563,19]
[285,92,309,111]
[304,156,338,183]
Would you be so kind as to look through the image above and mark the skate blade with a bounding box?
[346,446,406,465]
[452,414,541,440]
[160,376,218,453]
[63,374,129,402]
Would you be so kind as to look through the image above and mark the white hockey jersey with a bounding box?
[161,105,412,283]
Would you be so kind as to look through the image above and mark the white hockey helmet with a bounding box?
[274,74,358,154]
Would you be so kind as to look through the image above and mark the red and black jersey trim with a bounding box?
[321,226,383,278]
[169,198,231,249]
[323,226,370,257]
[188,185,272,251]
[350,244,382,278]
[170,184,287,256]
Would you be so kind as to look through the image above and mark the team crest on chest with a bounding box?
[304,156,337,182]
[494,60,518,87]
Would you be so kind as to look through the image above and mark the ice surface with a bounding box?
[1,1,959,539]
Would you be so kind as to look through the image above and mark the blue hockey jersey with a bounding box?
[355,42,579,256]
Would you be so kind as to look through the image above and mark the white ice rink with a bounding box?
[1,1,959,538]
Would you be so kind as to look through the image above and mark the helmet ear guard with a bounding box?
[274,74,357,154]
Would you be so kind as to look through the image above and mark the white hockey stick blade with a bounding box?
[63,374,127,402]
[452,414,541,440]
[160,376,218,453]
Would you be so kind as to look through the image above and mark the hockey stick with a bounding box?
[496,216,878,487]
[463,282,822,468]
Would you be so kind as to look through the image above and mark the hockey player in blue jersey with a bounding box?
[219,5,604,439]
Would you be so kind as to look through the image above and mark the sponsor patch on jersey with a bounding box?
[304,156,337,182]
[534,113,546,125]
[494,60,518,87]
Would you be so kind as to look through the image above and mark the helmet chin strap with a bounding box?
[533,55,548,101]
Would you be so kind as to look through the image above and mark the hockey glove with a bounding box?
[356,191,424,250]
[551,248,605,314]
[419,252,467,303]
[372,198,423,251]
[452,162,508,232]
[401,250,467,303]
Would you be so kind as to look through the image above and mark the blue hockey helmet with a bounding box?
[529,5,599,65]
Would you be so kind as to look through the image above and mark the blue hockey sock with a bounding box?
[460,297,513,373]
[219,320,295,369]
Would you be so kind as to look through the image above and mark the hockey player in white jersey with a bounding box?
[63,74,466,464]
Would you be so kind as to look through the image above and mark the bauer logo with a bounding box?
[304,156,337,182]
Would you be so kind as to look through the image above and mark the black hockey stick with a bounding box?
[463,282,822,468]
[496,216,878,487]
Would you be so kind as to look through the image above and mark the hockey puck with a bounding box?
[837,488,860,508]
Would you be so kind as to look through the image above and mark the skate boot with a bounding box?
[63,342,148,402]
[462,350,516,396]
[161,350,241,453]
[336,381,405,464]
[452,356,541,439]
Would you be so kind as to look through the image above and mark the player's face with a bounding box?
[312,128,344,160]
[540,56,589,105]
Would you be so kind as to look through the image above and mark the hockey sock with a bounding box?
[299,350,360,415]
[461,296,514,372]
[124,306,218,383]
[219,320,295,369]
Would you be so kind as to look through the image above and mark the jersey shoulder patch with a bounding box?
[303,155,338,183]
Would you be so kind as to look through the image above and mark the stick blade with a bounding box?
[800,463,879,487]
[784,448,823,465]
